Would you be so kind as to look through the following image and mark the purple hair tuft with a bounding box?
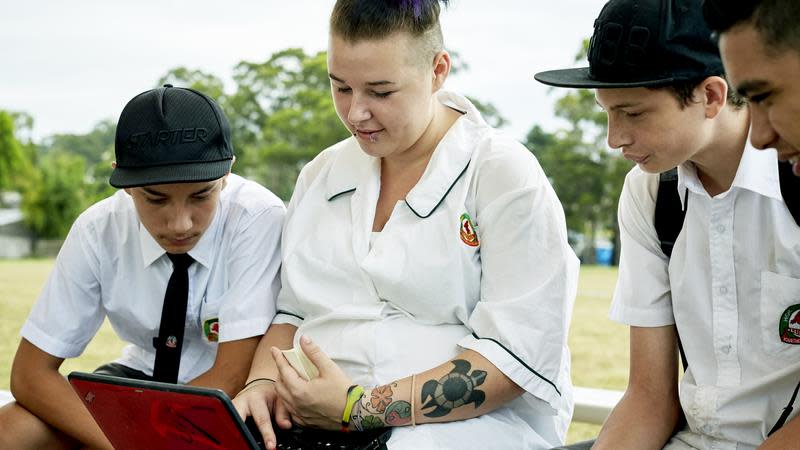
[398,0,448,19]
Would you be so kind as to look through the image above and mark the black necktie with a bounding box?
[152,253,194,383]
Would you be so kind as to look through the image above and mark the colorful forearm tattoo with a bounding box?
[421,360,487,418]
[352,382,412,430]
[351,359,488,429]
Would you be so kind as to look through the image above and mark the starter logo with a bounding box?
[126,127,209,150]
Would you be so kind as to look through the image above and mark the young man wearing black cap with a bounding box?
[703,0,800,177]
[0,85,285,449]
[537,1,800,449]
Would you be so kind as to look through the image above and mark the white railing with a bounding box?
[1,390,13,406]
[572,386,622,425]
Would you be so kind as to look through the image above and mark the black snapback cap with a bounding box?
[110,85,234,188]
[534,0,724,88]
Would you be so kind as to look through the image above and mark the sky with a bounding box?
[0,0,609,143]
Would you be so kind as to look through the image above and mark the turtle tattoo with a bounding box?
[421,359,487,417]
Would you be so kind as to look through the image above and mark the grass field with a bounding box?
[0,259,627,444]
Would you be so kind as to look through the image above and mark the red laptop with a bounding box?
[68,371,391,450]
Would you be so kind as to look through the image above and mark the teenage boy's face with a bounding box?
[125,177,225,254]
[596,87,707,174]
[720,23,800,172]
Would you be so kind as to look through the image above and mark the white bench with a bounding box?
[572,386,623,425]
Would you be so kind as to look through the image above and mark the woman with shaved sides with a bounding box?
[233,1,578,449]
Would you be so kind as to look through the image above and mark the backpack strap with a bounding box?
[654,168,689,372]
[778,161,800,226]
[654,168,688,258]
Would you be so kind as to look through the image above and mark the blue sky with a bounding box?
[0,0,608,142]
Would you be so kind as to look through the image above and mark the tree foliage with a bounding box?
[524,40,630,263]
[12,46,512,238]
[21,152,87,239]
[232,49,352,199]
[43,120,115,167]
[0,111,33,196]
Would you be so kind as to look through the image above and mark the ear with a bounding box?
[221,174,229,191]
[431,50,451,93]
[700,76,728,119]
[221,157,235,190]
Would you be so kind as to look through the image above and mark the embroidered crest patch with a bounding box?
[459,213,479,247]
[779,304,800,344]
[203,318,219,342]
[166,335,178,348]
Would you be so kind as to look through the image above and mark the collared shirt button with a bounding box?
[721,345,731,354]
[716,224,725,233]
[719,286,728,295]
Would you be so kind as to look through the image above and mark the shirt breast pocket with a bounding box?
[760,271,800,359]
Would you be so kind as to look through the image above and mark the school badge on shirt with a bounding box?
[203,318,219,342]
[779,304,800,344]
[459,213,479,247]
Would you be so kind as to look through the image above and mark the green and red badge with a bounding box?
[459,213,479,247]
[779,304,800,345]
[203,318,219,342]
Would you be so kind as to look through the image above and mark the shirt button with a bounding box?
[702,424,713,434]
[719,286,728,295]
[716,225,725,233]
[721,345,731,354]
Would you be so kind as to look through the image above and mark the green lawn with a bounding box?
[0,259,626,444]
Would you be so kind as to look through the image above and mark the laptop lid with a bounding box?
[68,371,260,450]
[69,371,392,450]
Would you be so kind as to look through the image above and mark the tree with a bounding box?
[42,119,116,167]
[525,40,631,264]
[225,49,351,199]
[157,67,226,101]
[21,152,87,239]
[0,111,33,197]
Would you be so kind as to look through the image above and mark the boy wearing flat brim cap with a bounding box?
[0,85,285,449]
[537,0,800,449]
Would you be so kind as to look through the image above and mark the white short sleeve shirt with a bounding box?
[21,174,285,383]
[274,91,579,449]
[611,146,800,449]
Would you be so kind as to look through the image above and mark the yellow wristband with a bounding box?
[341,384,364,432]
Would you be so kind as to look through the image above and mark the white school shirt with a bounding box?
[274,91,579,449]
[611,145,800,449]
[21,174,285,383]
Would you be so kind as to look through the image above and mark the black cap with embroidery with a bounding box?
[110,85,234,188]
[534,0,724,88]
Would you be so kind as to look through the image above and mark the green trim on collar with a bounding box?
[405,162,470,219]
[326,188,356,202]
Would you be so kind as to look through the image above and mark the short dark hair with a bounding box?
[330,0,448,66]
[651,76,747,110]
[703,0,800,53]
